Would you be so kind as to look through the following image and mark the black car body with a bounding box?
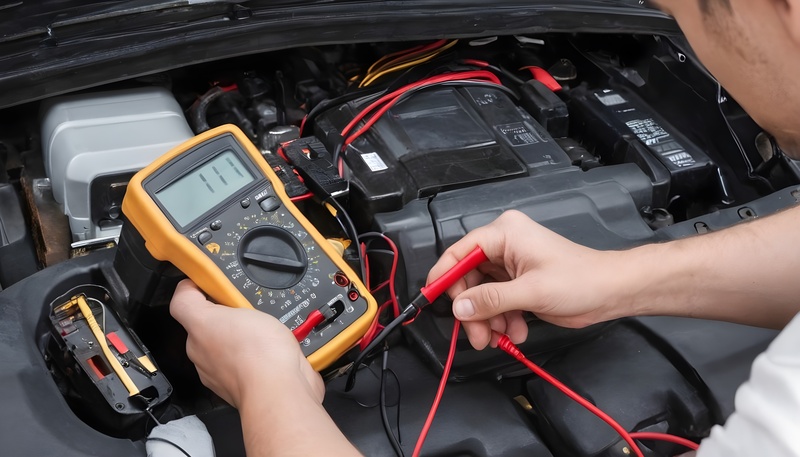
[0,2,790,456]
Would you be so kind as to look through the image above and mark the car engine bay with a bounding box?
[0,32,792,456]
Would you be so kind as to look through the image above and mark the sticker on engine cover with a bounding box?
[625,118,697,168]
[496,123,539,146]
[360,152,388,172]
[595,92,627,106]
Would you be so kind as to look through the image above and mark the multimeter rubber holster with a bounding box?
[113,219,184,321]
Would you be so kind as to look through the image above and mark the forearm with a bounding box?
[614,206,800,328]
[239,374,361,457]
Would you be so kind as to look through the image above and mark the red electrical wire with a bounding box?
[298,41,446,136]
[359,314,380,351]
[362,233,401,317]
[409,324,700,457]
[497,334,646,456]
[370,279,390,294]
[521,66,562,92]
[290,192,315,202]
[299,115,309,136]
[361,242,371,288]
[630,432,700,451]
[343,72,502,148]
[359,300,393,350]
[340,70,501,140]
[412,319,460,457]
[372,39,447,72]
[460,58,490,68]
[375,234,401,318]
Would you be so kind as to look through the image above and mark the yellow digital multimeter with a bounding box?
[121,124,376,370]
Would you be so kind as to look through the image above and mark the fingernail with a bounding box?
[454,299,475,318]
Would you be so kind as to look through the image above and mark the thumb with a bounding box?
[452,280,533,321]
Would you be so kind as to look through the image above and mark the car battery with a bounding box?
[569,86,716,205]
[40,87,194,242]
[315,85,572,216]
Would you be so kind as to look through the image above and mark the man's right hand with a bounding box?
[427,210,631,350]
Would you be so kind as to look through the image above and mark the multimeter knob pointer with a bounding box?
[239,226,308,289]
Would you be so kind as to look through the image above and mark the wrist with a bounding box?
[239,365,321,411]
[608,239,710,320]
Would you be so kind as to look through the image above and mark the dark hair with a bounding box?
[698,0,732,13]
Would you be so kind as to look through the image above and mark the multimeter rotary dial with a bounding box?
[238,226,308,289]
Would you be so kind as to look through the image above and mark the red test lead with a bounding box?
[292,307,336,342]
[344,246,488,392]
[418,247,487,305]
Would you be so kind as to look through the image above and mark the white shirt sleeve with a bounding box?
[696,313,800,457]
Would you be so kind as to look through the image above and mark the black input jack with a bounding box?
[314,300,345,331]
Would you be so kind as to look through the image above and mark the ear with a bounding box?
[777,0,800,46]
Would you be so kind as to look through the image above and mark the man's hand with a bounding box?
[170,280,361,456]
[427,210,629,350]
[169,279,324,408]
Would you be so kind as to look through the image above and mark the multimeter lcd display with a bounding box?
[155,150,255,227]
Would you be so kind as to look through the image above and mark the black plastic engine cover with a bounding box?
[526,320,714,457]
[325,344,553,457]
[374,164,657,378]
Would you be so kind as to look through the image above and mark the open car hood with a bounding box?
[0,1,673,109]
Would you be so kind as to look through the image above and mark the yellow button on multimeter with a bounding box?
[121,124,376,370]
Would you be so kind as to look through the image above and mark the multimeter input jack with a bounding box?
[333,271,350,288]
[315,300,345,332]
[347,289,360,301]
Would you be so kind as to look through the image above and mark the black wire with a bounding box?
[359,232,392,242]
[365,249,395,257]
[381,345,405,457]
[331,140,344,176]
[324,196,366,281]
[304,90,381,135]
[345,306,415,391]
[146,437,193,457]
[387,368,403,445]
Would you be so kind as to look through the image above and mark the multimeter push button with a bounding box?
[198,231,213,245]
[210,220,223,231]
[259,196,281,212]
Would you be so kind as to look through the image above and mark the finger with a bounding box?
[452,279,539,322]
[169,279,210,326]
[445,269,485,301]
[505,310,529,344]
[486,314,509,348]
[488,314,508,335]
[461,320,492,350]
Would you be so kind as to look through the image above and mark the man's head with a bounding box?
[651,0,800,156]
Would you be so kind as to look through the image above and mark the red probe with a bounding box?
[344,247,489,392]
[418,247,488,304]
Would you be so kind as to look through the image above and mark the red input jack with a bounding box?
[333,272,350,287]
[347,289,360,301]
